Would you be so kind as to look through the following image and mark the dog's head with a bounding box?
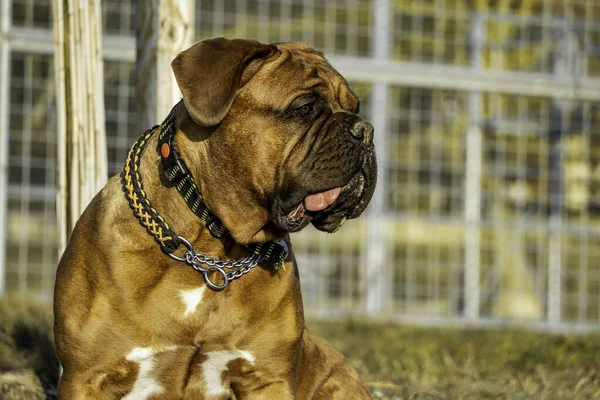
[171,38,377,243]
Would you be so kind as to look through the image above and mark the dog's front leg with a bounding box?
[296,329,371,399]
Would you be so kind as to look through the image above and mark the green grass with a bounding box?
[308,319,600,399]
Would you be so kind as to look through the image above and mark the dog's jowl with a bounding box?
[54,38,377,399]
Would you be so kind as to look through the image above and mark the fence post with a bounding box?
[0,0,12,295]
[365,0,391,314]
[547,24,576,328]
[52,0,108,255]
[135,0,195,131]
[464,14,484,321]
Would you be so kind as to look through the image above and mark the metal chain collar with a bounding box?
[167,235,274,290]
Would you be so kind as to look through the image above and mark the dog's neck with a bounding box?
[174,104,285,244]
[133,104,283,257]
[130,126,219,258]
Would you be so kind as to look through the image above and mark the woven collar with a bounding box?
[120,110,288,290]
[157,114,228,239]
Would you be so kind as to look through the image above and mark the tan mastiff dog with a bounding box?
[54,38,377,399]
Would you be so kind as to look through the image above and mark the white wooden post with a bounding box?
[52,0,108,255]
[136,0,195,131]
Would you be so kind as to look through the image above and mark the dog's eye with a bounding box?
[294,104,313,117]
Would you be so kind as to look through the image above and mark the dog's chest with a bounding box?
[114,344,257,399]
[98,270,302,399]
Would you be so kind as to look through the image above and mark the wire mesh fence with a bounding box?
[1,0,599,332]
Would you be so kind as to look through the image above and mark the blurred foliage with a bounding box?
[310,319,600,399]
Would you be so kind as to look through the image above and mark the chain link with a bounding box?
[167,236,264,290]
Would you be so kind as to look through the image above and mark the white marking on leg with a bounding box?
[202,350,255,397]
[180,286,207,317]
[122,347,175,400]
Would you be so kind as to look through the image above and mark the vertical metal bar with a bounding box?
[19,54,33,293]
[578,105,591,323]
[365,0,390,314]
[0,0,12,294]
[547,136,562,327]
[547,23,571,328]
[547,106,564,327]
[464,13,484,320]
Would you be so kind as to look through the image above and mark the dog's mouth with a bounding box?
[285,187,342,221]
[271,145,377,233]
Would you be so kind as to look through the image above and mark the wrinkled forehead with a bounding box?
[248,42,359,113]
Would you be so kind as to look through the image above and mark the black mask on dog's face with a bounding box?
[264,44,377,234]
[270,105,377,234]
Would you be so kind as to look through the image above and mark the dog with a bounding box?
[54,38,377,399]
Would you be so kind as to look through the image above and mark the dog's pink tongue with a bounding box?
[304,187,341,211]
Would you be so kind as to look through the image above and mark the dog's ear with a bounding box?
[172,38,277,127]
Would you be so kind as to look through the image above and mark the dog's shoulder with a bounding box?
[54,176,128,306]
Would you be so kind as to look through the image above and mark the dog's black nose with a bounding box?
[350,120,374,145]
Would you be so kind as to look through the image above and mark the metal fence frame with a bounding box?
[0,0,11,295]
[1,0,600,333]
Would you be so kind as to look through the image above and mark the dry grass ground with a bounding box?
[309,320,600,399]
[1,296,599,399]
[0,296,57,399]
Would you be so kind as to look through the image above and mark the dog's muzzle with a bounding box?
[271,113,377,233]
[310,142,376,232]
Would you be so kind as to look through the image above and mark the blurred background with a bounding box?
[1,0,600,398]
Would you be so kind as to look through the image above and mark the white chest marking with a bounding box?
[203,350,255,397]
[180,286,207,317]
[122,347,171,400]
